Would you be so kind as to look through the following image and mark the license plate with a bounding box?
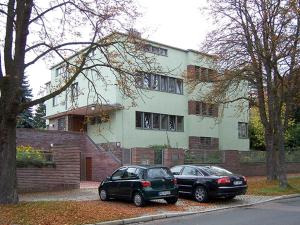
[233,181,243,185]
[159,191,171,196]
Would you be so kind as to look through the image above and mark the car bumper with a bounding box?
[210,185,248,197]
[141,188,178,201]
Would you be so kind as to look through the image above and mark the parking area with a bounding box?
[19,185,275,214]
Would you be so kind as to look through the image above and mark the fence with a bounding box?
[239,150,300,163]
[184,150,225,164]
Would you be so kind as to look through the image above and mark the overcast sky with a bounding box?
[28,0,211,98]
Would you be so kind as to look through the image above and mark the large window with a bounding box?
[135,111,184,132]
[136,73,183,94]
[238,122,248,138]
[144,44,168,56]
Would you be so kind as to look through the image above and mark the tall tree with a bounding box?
[33,103,46,129]
[16,75,33,128]
[0,0,162,204]
[200,0,300,187]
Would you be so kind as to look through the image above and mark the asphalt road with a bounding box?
[136,197,300,225]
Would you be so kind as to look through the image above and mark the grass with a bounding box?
[247,176,300,196]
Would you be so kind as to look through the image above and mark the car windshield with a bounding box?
[201,166,232,176]
[147,168,173,179]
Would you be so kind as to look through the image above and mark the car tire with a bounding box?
[99,189,109,201]
[133,192,145,207]
[194,186,208,202]
[165,197,178,204]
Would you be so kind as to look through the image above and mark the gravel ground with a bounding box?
[19,188,275,214]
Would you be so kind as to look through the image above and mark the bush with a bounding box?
[16,145,54,168]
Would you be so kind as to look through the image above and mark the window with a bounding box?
[135,112,184,132]
[136,111,142,128]
[170,166,183,175]
[143,112,152,129]
[153,113,160,129]
[175,79,183,94]
[195,103,200,114]
[143,74,151,89]
[135,74,143,88]
[124,167,139,179]
[168,77,176,93]
[71,82,79,100]
[177,116,184,132]
[147,168,172,179]
[136,73,183,95]
[144,44,168,56]
[238,122,248,138]
[161,114,168,130]
[56,65,69,78]
[57,117,66,131]
[111,168,126,180]
[152,74,160,90]
[160,76,168,92]
[182,167,198,176]
[52,96,58,107]
[169,115,176,131]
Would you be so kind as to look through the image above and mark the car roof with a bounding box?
[122,165,170,170]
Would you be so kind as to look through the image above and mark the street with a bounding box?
[136,197,300,225]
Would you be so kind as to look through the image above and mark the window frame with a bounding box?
[238,122,249,139]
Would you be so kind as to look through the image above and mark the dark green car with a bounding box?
[98,165,178,207]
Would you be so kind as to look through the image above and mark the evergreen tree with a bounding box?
[33,103,46,129]
[16,75,34,128]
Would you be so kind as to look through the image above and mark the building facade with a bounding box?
[45,35,249,151]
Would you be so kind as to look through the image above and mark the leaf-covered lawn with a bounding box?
[0,199,197,225]
[1,176,300,225]
[247,176,300,196]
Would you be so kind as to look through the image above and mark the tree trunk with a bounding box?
[265,129,277,181]
[276,119,288,188]
[0,117,18,204]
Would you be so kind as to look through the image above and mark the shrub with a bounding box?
[16,145,54,168]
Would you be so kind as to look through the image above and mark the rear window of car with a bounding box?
[147,168,173,179]
[201,166,232,176]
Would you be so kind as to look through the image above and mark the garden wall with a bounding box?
[16,129,121,185]
[17,146,80,193]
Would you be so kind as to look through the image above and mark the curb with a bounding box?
[91,194,300,225]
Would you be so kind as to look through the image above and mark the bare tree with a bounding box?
[199,0,300,187]
[0,0,161,204]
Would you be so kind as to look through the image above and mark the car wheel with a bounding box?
[99,189,109,201]
[133,192,145,207]
[194,186,208,202]
[165,197,178,204]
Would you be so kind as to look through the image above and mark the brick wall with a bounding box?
[17,146,80,192]
[163,148,185,168]
[98,142,122,161]
[131,148,155,165]
[17,129,121,183]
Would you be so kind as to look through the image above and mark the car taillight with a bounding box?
[141,180,151,187]
[242,176,247,183]
[217,176,231,185]
[173,178,177,185]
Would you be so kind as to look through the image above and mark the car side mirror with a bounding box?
[106,176,111,181]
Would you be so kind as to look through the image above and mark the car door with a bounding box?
[177,166,199,194]
[117,167,139,199]
[107,167,127,197]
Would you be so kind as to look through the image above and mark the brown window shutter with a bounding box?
[188,101,196,115]
[187,65,196,81]
[213,104,219,117]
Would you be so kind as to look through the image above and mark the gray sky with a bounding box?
[28,0,211,98]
